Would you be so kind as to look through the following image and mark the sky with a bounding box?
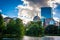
[0,0,23,17]
[0,0,60,21]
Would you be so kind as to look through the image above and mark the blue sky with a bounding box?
[54,3,60,17]
[0,0,23,17]
[0,0,60,20]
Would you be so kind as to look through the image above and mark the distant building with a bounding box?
[33,16,40,22]
[41,7,54,27]
[43,18,55,27]
[4,17,12,26]
[33,13,40,22]
[4,17,12,22]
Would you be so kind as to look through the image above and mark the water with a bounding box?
[3,36,60,40]
[2,38,22,40]
[3,36,43,40]
[23,36,43,40]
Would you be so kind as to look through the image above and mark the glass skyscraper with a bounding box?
[41,7,52,18]
[41,7,55,27]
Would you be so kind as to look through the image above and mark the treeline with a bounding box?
[0,13,25,38]
[25,21,60,37]
[45,25,60,36]
[0,13,60,39]
[25,21,44,37]
[25,21,60,36]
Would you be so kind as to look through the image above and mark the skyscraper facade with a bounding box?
[41,7,52,18]
[41,7,55,27]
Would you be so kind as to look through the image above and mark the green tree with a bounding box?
[0,13,5,32]
[6,19,20,38]
[26,21,44,37]
[7,19,16,34]
[45,25,58,36]
[15,18,25,38]
[0,13,5,39]
[57,26,60,36]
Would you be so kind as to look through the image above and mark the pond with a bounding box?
[3,36,60,40]
[3,36,43,40]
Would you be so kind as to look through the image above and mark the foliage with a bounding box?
[6,19,16,34]
[0,13,5,38]
[45,25,58,36]
[0,13,5,32]
[57,26,60,36]
[26,21,44,37]
[15,18,25,38]
[5,18,25,38]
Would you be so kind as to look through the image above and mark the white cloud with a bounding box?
[17,5,33,10]
[21,0,60,8]
[17,0,60,23]
[53,11,56,15]
[53,17,59,22]
[17,0,60,15]
[54,0,60,4]
[2,14,7,18]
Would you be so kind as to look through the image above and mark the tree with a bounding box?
[7,19,16,34]
[0,13,5,39]
[45,25,58,36]
[57,26,60,36]
[15,18,25,38]
[26,21,44,37]
[6,18,25,38]
[0,13,5,32]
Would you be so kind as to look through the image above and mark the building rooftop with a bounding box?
[33,16,40,21]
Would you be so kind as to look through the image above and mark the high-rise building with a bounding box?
[41,7,55,27]
[41,7,52,18]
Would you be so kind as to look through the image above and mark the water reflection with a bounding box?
[3,38,23,40]
[23,36,43,40]
[2,36,60,40]
[3,36,43,40]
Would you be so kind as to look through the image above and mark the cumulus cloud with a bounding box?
[53,17,59,22]
[24,0,49,7]
[2,14,7,18]
[53,11,56,15]
[17,0,60,13]
[54,0,60,4]
[21,0,60,8]
[17,0,60,22]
